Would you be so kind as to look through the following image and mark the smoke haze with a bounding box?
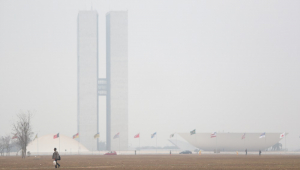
[0,0,300,149]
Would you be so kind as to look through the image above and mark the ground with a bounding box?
[1,154,300,169]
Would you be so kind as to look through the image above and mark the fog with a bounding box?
[0,0,300,150]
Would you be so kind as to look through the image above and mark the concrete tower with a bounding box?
[77,10,98,151]
[106,11,128,151]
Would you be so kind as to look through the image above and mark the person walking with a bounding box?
[52,148,60,168]
[245,149,247,155]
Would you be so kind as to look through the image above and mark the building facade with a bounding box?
[77,11,99,151]
[106,11,128,151]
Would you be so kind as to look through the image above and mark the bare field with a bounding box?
[1,154,300,169]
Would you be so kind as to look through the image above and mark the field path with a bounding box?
[1,154,300,169]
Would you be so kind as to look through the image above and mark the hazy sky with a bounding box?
[1,0,300,149]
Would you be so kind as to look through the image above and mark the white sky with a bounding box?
[0,0,300,150]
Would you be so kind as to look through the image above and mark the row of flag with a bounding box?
[189,130,286,139]
[190,129,217,138]
[132,131,285,139]
[259,132,286,139]
[12,132,156,140]
[73,133,98,139]
[53,132,98,140]
[11,131,286,140]
[73,131,285,140]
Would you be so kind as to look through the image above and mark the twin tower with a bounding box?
[77,10,128,151]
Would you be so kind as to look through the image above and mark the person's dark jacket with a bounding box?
[52,151,60,160]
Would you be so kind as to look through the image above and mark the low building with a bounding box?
[26,134,89,154]
[178,132,285,151]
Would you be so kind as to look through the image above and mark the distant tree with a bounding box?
[9,140,20,156]
[2,135,12,156]
[0,137,4,156]
[12,111,33,158]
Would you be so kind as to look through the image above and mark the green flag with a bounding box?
[190,129,196,135]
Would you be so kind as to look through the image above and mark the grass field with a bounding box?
[1,154,300,169]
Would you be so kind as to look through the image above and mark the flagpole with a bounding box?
[195,132,197,151]
[92,137,94,155]
[37,134,39,156]
[156,133,157,154]
[119,136,120,154]
[139,135,140,155]
[176,133,178,154]
[244,135,246,151]
[59,133,60,153]
[265,133,266,151]
[216,135,217,153]
[285,134,286,153]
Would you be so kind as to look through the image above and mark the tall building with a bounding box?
[77,11,98,151]
[77,10,128,151]
[106,11,128,151]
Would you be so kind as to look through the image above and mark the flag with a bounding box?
[53,133,59,139]
[12,134,17,139]
[73,133,79,139]
[170,134,174,138]
[134,133,140,138]
[94,133,100,139]
[211,132,217,138]
[190,129,196,135]
[280,132,285,138]
[241,133,246,140]
[151,132,156,138]
[34,134,38,140]
[259,132,266,138]
[113,132,120,139]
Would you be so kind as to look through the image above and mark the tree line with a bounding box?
[0,111,33,158]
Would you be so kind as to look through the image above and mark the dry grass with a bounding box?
[0,154,300,169]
